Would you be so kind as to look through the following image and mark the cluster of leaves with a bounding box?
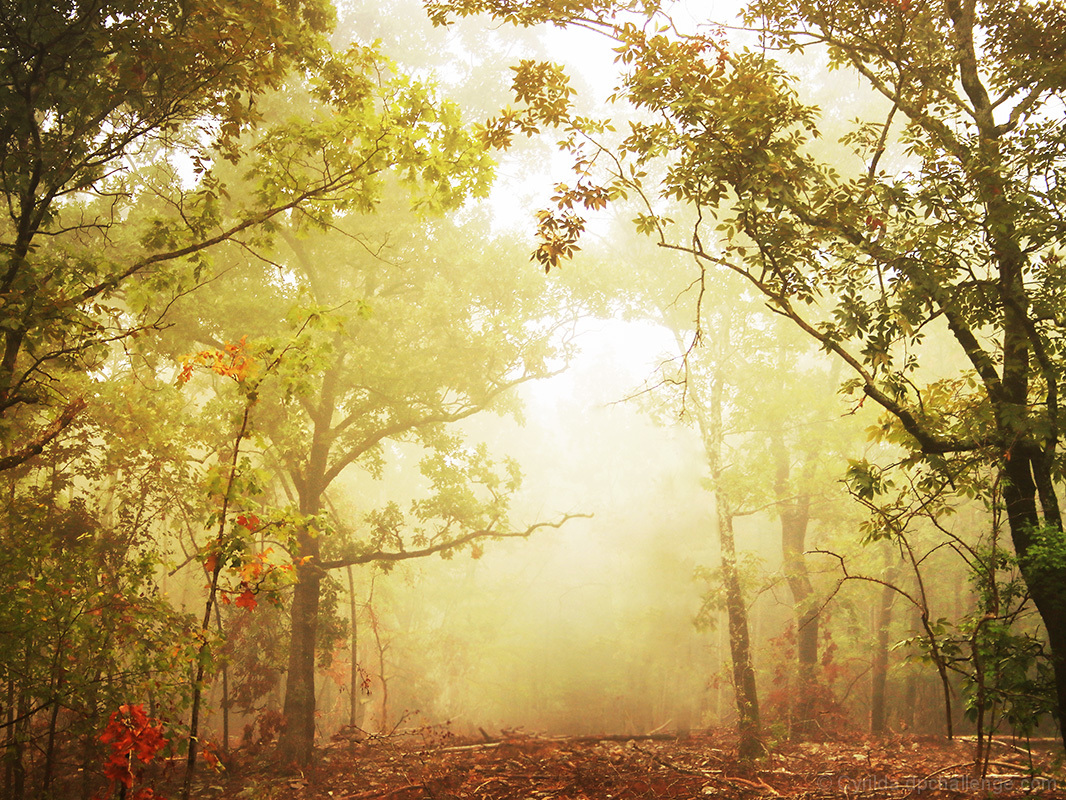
[97,704,168,800]
[331,437,527,569]
[0,0,335,458]
[424,0,661,27]
[178,337,257,386]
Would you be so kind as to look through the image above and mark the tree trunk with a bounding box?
[3,676,13,800]
[215,604,230,755]
[942,3,1066,746]
[682,311,763,760]
[278,530,322,764]
[277,488,326,763]
[278,366,336,764]
[347,565,361,730]
[871,579,895,735]
[1002,452,1066,750]
[772,429,817,738]
[718,504,763,759]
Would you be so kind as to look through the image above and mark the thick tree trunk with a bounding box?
[278,479,327,763]
[278,365,336,764]
[1002,452,1066,750]
[278,556,321,763]
[939,0,1066,748]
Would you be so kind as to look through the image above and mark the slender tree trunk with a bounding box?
[214,604,230,755]
[367,599,390,734]
[718,505,763,759]
[42,665,63,796]
[183,404,253,800]
[4,676,13,800]
[346,565,361,730]
[680,311,763,759]
[9,688,27,800]
[80,670,101,800]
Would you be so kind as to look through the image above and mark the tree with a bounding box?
[0,0,491,474]
[602,220,859,740]
[685,305,764,759]
[166,191,586,763]
[427,0,1066,745]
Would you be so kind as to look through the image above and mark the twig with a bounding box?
[349,783,427,799]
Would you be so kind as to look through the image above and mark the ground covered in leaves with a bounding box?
[186,730,1066,799]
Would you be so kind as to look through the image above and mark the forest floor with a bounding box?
[180,728,1066,799]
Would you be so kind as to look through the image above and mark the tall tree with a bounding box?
[428,0,1066,745]
[168,196,585,763]
[0,0,490,473]
[615,225,854,739]
[684,307,764,760]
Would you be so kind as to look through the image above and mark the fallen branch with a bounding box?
[903,760,1050,800]
[435,741,502,753]
[567,733,678,743]
[431,732,676,754]
[349,782,427,799]
[956,735,1037,757]
[631,743,778,795]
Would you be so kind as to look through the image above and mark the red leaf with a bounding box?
[236,589,258,610]
[236,513,260,530]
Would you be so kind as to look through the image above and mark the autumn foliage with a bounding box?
[97,704,168,800]
[178,337,255,384]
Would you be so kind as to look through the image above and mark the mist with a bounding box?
[1,0,1063,797]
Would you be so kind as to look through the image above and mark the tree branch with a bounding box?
[317,513,591,571]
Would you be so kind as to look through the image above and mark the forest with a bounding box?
[1,0,1065,797]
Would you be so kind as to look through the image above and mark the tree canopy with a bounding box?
[426,0,1066,744]
[0,0,491,471]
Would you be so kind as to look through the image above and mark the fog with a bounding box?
[3,1,1061,795]
[324,320,719,738]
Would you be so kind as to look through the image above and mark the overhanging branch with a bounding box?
[317,513,592,571]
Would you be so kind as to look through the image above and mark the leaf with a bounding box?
[236,589,258,610]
